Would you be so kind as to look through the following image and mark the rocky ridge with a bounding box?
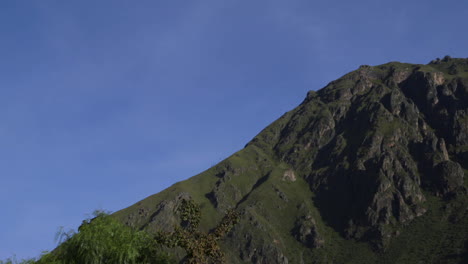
[115,57,468,264]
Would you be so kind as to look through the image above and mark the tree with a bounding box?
[40,210,175,264]
[3,201,238,264]
[156,199,239,264]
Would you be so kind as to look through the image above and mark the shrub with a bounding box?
[156,199,239,264]
[41,210,175,264]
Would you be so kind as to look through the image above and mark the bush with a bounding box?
[39,210,175,264]
[0,257,36,264]
[4,201,238,264]
[156,199,239,264]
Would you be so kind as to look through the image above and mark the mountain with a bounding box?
[114,56,468,264]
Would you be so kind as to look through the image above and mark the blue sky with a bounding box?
[0,0,466,260]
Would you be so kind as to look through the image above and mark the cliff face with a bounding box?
[115,57,468,264]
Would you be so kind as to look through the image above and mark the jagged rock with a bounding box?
[274,187,289,202]
[114,58,468,264]
[240,236,289,264]
[144,192,191,232]
[282,169,296,182]
[293,215,325,248]
[433,160,465,196]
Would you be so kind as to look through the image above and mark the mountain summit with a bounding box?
[115,57,468,264]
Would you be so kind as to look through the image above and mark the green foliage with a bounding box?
[36,211,175,264]
[178,200,201,232]
[3,203,237,264]
[0,257,36,264]
[156,199,239,264]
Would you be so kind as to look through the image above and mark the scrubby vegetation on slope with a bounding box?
[2,199,238,264]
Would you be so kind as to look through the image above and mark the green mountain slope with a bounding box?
[114,56,468,264]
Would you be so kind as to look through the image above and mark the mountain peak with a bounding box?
[115,58,468,263]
